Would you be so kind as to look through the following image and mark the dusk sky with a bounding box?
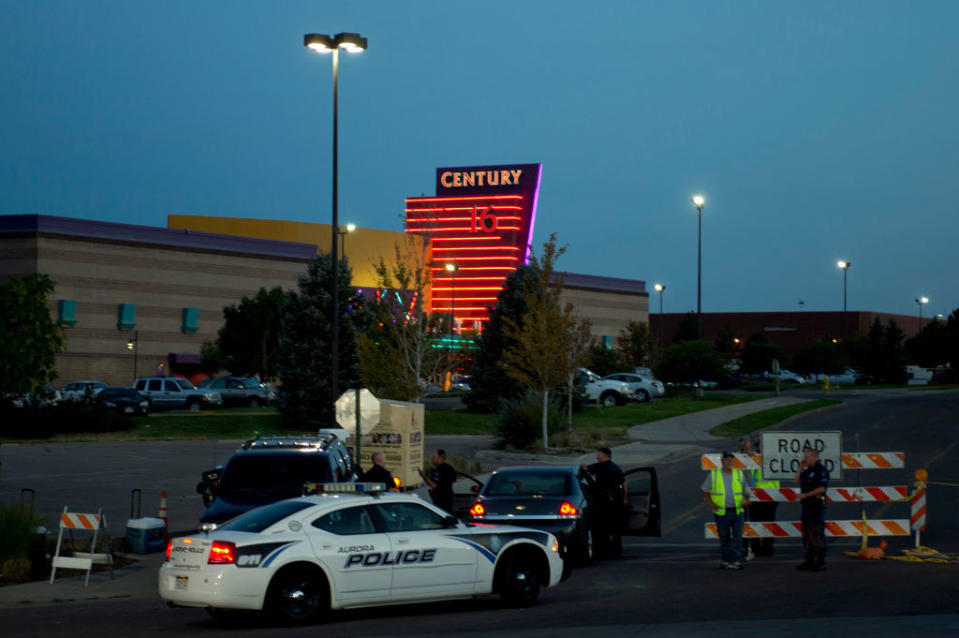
[2,1,957,318]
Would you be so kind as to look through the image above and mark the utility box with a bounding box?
[360,399,425,490]
[125,517,166,554]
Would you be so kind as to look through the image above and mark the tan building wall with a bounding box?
[168,215,422,289]
[1,216,316,386]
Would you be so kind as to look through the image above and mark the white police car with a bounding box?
[159,484,565,623]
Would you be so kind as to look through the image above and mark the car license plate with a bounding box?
[124,407,134,413]
[175,575,188,591]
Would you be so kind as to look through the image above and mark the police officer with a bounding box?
[359,452,398,491]
[702,450,751,569]
[794,448,829,571]
[418,449,456,513]
[747,440,780,558]
[580,447,626,559]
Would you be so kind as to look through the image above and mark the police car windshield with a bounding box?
[484,471,572,496]
[218,500,314,533]
[219,455,334,496]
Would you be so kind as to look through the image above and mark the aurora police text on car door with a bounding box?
[310,504,391,603]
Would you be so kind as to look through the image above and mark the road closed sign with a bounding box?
[761,431,843,480]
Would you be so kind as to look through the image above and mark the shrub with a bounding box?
[0,505,41,564]
[495,390,562,450]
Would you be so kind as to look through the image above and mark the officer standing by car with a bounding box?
[360,452,398,491]
[418,449,457,512]
[581,447,626,559]
[795,448,829,571]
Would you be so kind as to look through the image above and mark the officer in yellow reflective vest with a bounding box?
[701,451,751,569]
[747,441,780,557]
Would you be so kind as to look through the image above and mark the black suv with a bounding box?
[196,434,357,531]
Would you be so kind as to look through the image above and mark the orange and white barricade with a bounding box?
[706,519,911,539]
[750,486,908,503]
[50,507,113,586]
[701,452,904,471]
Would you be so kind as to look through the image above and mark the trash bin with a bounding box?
[125,517,166,554]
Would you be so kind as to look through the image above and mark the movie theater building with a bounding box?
[1,163,650,383]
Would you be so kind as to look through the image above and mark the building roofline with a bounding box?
[553,271,647,295]
[0,214,318,261]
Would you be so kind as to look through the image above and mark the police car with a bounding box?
[159,483,565,623]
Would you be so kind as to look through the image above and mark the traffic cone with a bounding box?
[157,490,169,539]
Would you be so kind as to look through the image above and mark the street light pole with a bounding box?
[691,195,705,340]
[339,223,356,258]
[653,283,665,350]
[126,330,138,381]
[915,296,929,332]
[445,263,459,340]
[837,260,850,313]
[304,32,367,418]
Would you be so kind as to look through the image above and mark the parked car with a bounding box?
[197,376,275,407]
[579,368,634,407]
[603,372,665,401]
[132,376,222,410]
[807,370,857,386]
[6,385,62,408]
[196,434,358,531]
[763,369,807,384]
[464,465,662,566]
[95,386,149,415]
[61,380,107,403]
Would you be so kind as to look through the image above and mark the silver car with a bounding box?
[133,377,222,410]
[603,373,665,402]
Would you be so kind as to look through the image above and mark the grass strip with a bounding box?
[709,399,842,438]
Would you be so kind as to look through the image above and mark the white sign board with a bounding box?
[761,431,843,480]
[335,388,381,436]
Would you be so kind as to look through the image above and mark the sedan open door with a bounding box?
[623,467,661,536]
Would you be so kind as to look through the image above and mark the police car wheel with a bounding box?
[499,558,541,607]
[267,568,327,624]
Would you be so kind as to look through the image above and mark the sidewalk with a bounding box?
[0,396,814,607]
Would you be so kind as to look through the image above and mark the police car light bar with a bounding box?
[304,482,386,495]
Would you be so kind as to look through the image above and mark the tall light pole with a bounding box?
[338,223,356,258]
[304,32,367,417]
[653,283,665,349]
[837,260,850,312]
[915,296,929,332]
[691,195,705,339]
[126,330,138,381]
[445,263,459,339]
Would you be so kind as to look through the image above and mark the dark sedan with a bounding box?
[95,386,149,415]
[464,465,662,566]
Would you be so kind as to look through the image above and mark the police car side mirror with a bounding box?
[442,516,459,528]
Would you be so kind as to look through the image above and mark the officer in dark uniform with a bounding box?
[418,449,457,513]
[359,452,397,491]
[794,448,830,571]
[581,447,626,559]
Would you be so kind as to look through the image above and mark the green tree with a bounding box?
[275,254,371,428]
[463,266,540,413]
[655,341,726,384]
[739,333,785,374]
[882,320,908,384]
[792,339,849,376]
[673,312,699,343]
[714,323,736,356]
[500,234,591,448]
[357,239,464,401]
[202,287,286,380]
[587,344,623,377]
[615,320,652,368]
[0,274,65,395]
[905,318,949,368]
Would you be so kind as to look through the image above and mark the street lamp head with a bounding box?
[445,263,459,273]
[654,283,665,292]
[304,32,368,53]
[691,195,705,208]
[346,223,356,233]
[917,297,929,305]
[837,260,850,270]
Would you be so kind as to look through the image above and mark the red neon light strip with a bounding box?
[432,236,502,242]
[432,286,506,291]
[407,195,522,203]
[433,256,519,261]
[406,214,523,220]
[431,297,499,302]
[430,266,517,271]
[406,208,523,214]
[431,246,520,252]
[406,227,521,233]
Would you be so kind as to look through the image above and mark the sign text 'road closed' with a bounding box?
[761,431,843,480]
